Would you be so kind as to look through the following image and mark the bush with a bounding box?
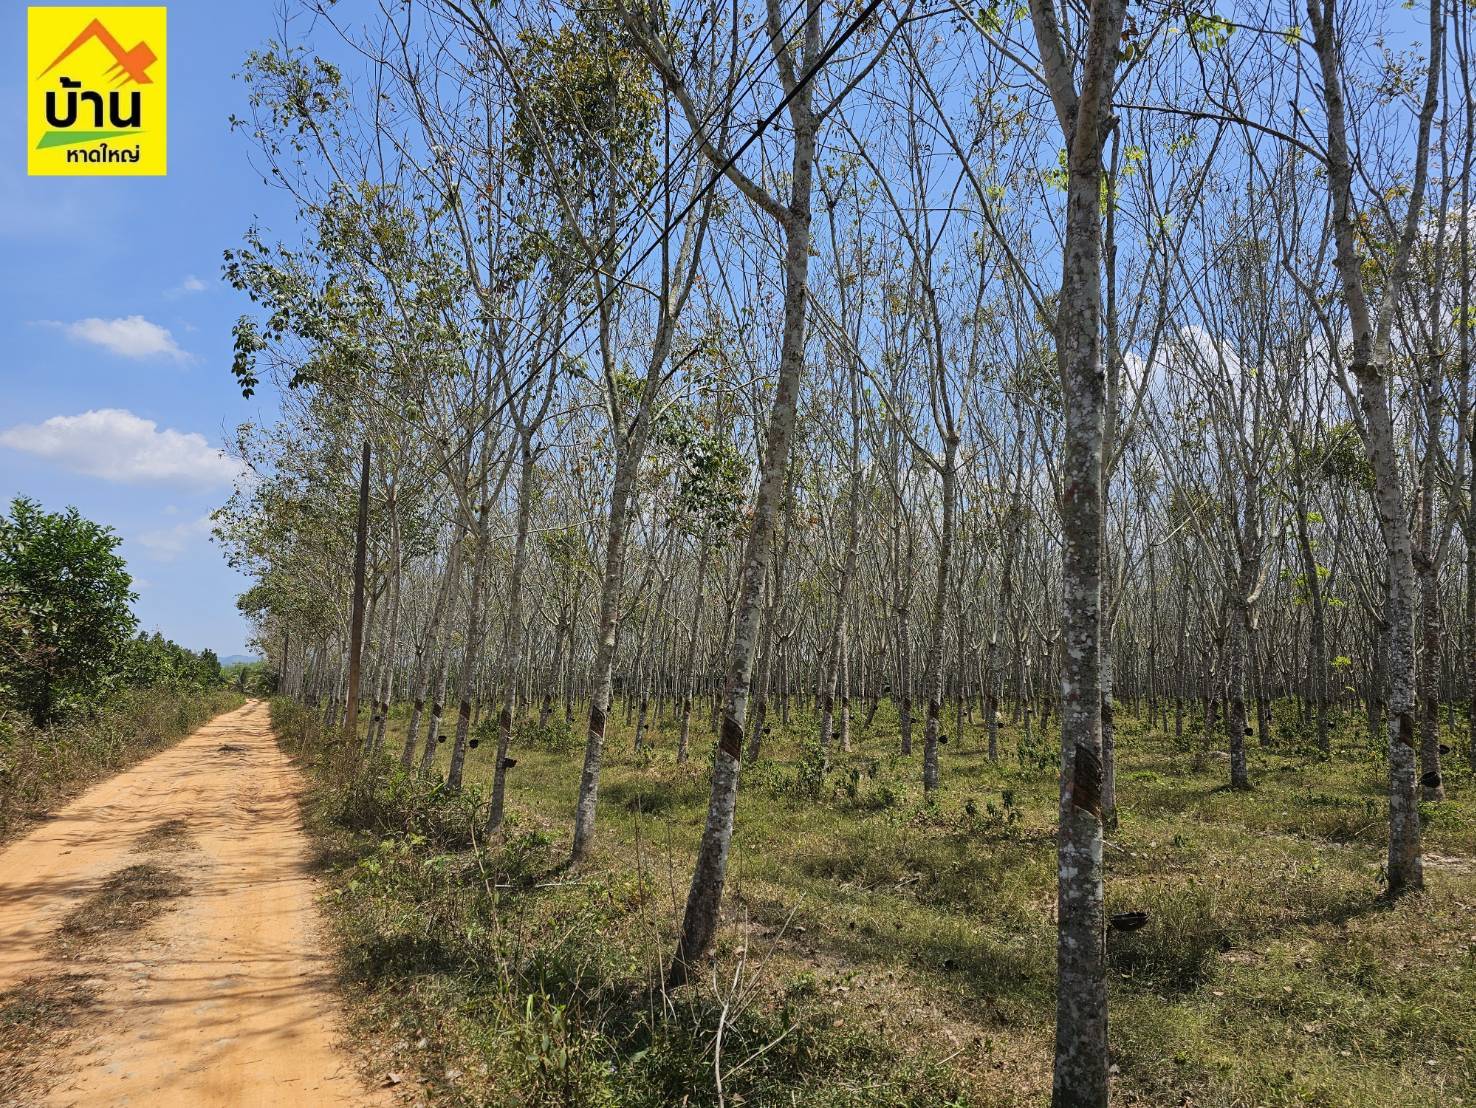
[0,497,137,724]
[331,769,485,850]
[517,715,583,755]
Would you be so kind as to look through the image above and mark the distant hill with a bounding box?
[220,654,260,667]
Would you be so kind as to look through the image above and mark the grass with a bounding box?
[133,817,195,854]
[0,686,245,844]
[277,697,1476,1107]
[0,974,102,1103]
[48,863,189,956]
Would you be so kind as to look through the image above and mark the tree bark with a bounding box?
[571,441,643,860]
[666,13,820,982]
[489,438,537,830]
[1026,0,1127,1102]
[677,541,711,764]
[343,440,371,743]
[922,444,958,795]
[446,503,491,794]
[402,533,461,770]
[1308,0,1439,895]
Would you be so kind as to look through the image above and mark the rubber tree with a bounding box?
[620,0,911,985]
[1025,0,1130,1103]
[1306,0,1442,896]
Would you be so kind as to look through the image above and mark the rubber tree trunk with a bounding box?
[420,658,450,775]
[745,615,776,761]
[896,602,914,755]
[666,59,818,986]
[676,541,710,764]
[1226,571,1252,791]
[839,637,852,753]
[343,440,371,743]
[1294,503,1331,755]
[1415,374,1446,801]
[633,692,651,753]
[818,603,841,772]
[1467,524,1475,775]
[489,440,537,831]
[748,505,793,762]
[1099,531,1118,824]
[1309,0,1437,895]
[985,629,1001,760]
[538,599,570,729]
[1417,553,1444,801]
[1027,0,1128,1101]
[402,534,460,769]
[922,446,958,795]
[367,511,403,762]
[571,439,643,861]
[446,504,491,794]
[1100,652,1118,827]
[835,394,863,757]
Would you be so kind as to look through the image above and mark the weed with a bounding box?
[133,817,193,853]
[49,863,187,954]
[0,974,101,1103]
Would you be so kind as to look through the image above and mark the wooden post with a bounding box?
[344,440,371,742]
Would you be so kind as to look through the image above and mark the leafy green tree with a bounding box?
[121,632,224,691]
[0,497,138,724]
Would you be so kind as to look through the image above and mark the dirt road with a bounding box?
[0,700,387,1106]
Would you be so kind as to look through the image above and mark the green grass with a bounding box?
[280,698,1476,1107]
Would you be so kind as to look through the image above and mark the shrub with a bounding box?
[518,715,583,755]
[0,497,137,724]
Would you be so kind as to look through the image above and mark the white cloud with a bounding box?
[40,315,190,361]
[164,274,211,299]
[0,409,244,488]
[135,515,214,561]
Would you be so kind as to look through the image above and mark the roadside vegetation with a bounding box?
[223,658,274,696]
[0,496,242,840]
[280,698,1476,1107]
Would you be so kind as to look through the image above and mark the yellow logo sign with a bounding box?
[27,7,167,176]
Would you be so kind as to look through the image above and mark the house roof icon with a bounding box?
[39,18,157,86]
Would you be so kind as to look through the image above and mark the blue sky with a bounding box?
[1,2,295,658]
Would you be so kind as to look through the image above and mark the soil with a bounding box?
[0,700,388,1106]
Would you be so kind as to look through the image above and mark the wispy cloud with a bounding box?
[135,515,214,561]
[37,315,191,362]
[164,274,211,299]
[0,409,244,488]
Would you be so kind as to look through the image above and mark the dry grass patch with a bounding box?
[0,973,102,1104]
[133,817,194,854]
[49,863,187,956]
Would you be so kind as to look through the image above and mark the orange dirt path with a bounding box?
[0,700,388,1106]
